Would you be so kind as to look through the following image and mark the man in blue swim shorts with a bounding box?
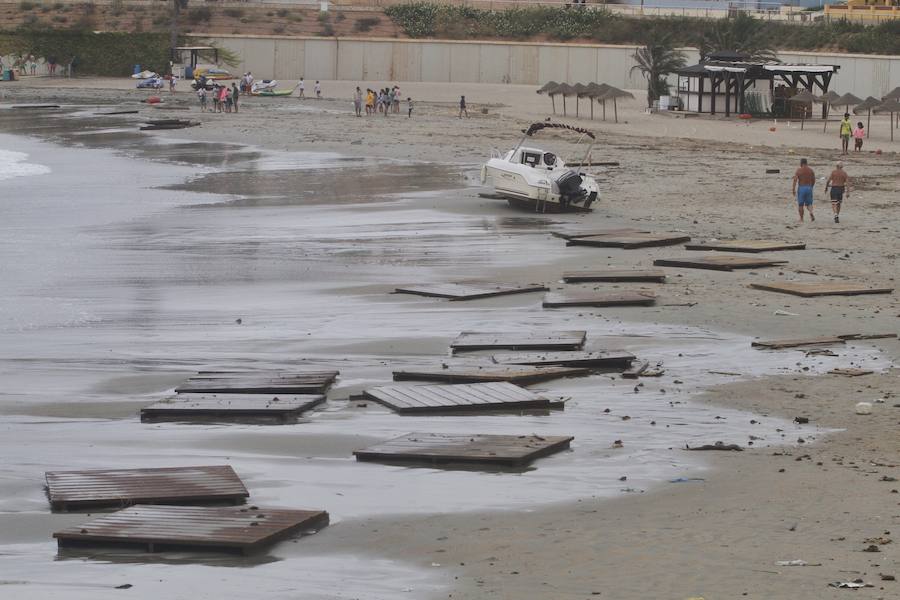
[791,158,816,223]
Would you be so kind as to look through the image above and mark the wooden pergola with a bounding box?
[676,53,839,118]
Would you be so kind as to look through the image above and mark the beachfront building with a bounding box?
[825,0,900,21]
[675,52,839,118]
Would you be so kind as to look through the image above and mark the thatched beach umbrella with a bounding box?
[599,86,634,124]
[853,96,881,138]
[554,83,577,117]
[587,83,612,121]
[874,99,900,141]
[537,81,560,114]
[884,86,900,101]
[788,89,818,131]
[572,83,591,119]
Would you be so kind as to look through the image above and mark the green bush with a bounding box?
[187,7,212,24]
[353,17,380,33]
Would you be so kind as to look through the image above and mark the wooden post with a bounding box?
[710,74,717,115]
[725,72,731,117]
[698,75,704,113]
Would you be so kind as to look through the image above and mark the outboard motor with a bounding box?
[556,170,587,207]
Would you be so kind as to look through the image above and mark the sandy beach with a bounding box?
[0,76,898,599]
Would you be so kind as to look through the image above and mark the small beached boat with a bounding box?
[481,122,600,213]
[251,80,296,97]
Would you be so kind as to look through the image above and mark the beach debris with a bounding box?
[684,240,804,253]
[394,282,547,301]
[542,291,656,308]
[562,269,666,283]
[551,228,650,240]
[45,465,249,511]
[829,368,874,377]
[53,505,329,553]
[855,402,873,415]
[566,232,691,249]
[775,559,820,566]
[622,361,649,379]
[862,544,881,552]
[881,574,896,581]
[863,536,892,544]
[115,584,133,589]
[654,256,788,271]
[749,281,893,297]
[141,393,325,423]
[686,442,743,451]
[392,364,590,385]
[828,580,872,589]
[774,310,799,317]
[451,331,586,352]
[670,477,705,483]
[766,169,781,174]
[11,104,61,109]
[794,416,810,424]
[752,336,846,350]
[353,432,574,468]
[140,119,200,131]
[492,350,635,369]
[175,370,339,395]
[363,381,561,414]
[709,370,741,376]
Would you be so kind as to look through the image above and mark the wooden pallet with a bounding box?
[543,291,656,308]
[45,466,249,512]
[353,432,574,468]
[394,282,547,301]
[566,233,691,249]
[749,282,893,297]
[654,256,788,271]
[141,394,325,423]
[175,370,339,394]
[363,382,556,414]
[551,228,650,240]
[53,505,329,554]
[685,240,806,253]
[562,269,667,283]
[492,350,635,369]
[451,331,586,352]
[393,364,590,385]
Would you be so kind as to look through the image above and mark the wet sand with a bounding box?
[0,78,899,599]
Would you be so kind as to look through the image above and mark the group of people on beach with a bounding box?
[352,85,412,118]
[792,158,851,224]
[197,82,240,114]
[838,112,866,155]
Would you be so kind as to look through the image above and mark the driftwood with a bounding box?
[686,442,743,451]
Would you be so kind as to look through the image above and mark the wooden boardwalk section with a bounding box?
[45,466,249,512]
[394,282,546,301]
[685,240,806,253]
[492,350,635,369]
[53,505,329,554]
[562,269,666,283]
[353,432,574,468]
[654,256,788,271]
[543,291,656,308]
[749,282,893,297]
[451,331,586,352]
[141,394,325,423]
[393,364,590,385]
[363,382,557,414]
[566,232,691,249]
[175,370,339,395]
[552,228,650,240]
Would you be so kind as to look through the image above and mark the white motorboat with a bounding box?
[481,122,600,212]
[250,79,278,93]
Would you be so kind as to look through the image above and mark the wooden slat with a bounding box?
[829,368,874,377]
[552,228,650,240]
[141,394,325,423]
[353,432,574,468]
[363,382,553,414]
[749,282,893,297]
[175,370,338,394]
[451,331,586,352]
[394,282,547,301]
[45,466,249,511]
[566,233,691,249]
[53,505,329,553]
[685,240,806,253]
[562,269,667,283]
[543,291,656,308]
[751,336,845,349]
[492,350,635,369]
[622,361,650,378]
[392,364,589,385]
[654,256,788,271]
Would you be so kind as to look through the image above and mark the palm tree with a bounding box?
[701,13,777,62]
[630,35,687,109]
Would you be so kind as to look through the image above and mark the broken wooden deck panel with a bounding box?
[685,240,806,253]
[353,432,574,468]
[141,394,325,423]
[751,336,846,349]
[45,466,249,512]
[829,368,874,377]
[451,331,586,352]
[566,232,692,249]
[551,228,650,240]
[363,382,556,414]
[175,370,339,394]
[492,350,635,369]
[562,269,667,283]
[53,505,329,554]
[622,361,650,378]
[543,291,656,308]
[749,282,893,297]
[393,364,590,385]
[653,256,788,272]
[394,282,547,301]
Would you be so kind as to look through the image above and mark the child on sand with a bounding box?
[852,122,865,152]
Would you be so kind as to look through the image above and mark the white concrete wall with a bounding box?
[201,35,900,99]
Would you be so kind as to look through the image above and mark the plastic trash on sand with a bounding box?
[855,401,873,415]
[828,580,873,589]
[775,560,808,566]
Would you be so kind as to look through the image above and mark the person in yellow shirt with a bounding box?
[839,113,852,155]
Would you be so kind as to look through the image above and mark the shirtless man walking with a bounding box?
[791,158,816,223]
[824,162,851,223]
